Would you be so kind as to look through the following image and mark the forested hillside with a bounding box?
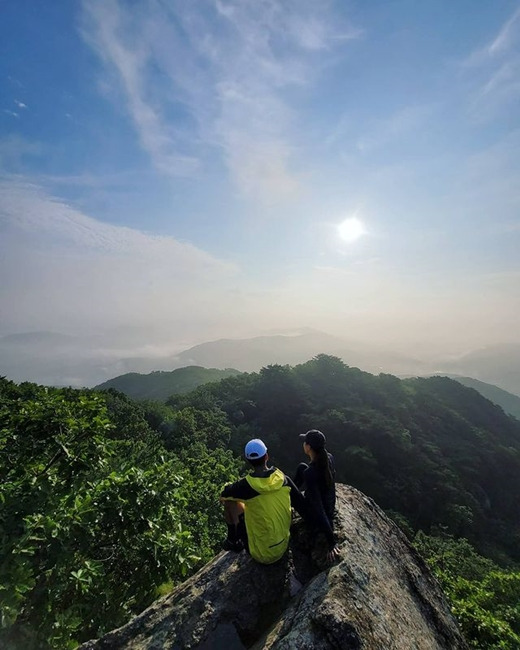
[169,355,520,563]
[0,378,240,649]
[446,375,520,420]
[2,356,520,649]
[94,366,240,401]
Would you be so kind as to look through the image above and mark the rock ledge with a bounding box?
[80,484,468,650]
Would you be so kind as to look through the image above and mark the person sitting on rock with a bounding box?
[220,438,306,564]
[294,429,341,563]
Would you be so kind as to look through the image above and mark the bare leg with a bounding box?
[222,501,245,551]
[223,500,245,525]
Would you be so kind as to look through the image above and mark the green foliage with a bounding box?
[2,464,196,648]
[449,376,520,421]
[164,406,232,452]
[174,355,520,563]
[415,533,520,648]
[174,443,242,562]
[0,378,237,649]
[95,366,241,402]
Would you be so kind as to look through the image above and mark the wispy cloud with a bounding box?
[462,8,520,66]
[81,0,200,178]
[0,178,236,273]
[462,7,520,121]
[0,177,242,336]
[488,7,520,56]
[14,100,27,109]
[82,0,357,200]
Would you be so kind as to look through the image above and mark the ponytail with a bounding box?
[314,447,333,488]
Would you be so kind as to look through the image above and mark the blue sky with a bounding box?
[1,0,519,357]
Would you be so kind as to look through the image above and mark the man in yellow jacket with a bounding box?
[220,439,305,564]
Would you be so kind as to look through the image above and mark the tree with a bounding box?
[0,383,199,648]
[415,533,520,649]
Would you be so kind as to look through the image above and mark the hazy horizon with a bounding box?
[1,324,520,393]
[1,1,519,381]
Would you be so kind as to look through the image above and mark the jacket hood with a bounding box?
[246,468,285,494]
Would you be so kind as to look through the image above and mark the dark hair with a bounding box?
[313,447,333,488]
[248,454,267,468]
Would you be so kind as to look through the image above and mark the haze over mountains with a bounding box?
[1,328,519,398]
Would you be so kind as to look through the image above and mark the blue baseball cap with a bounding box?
[244,438,268,460]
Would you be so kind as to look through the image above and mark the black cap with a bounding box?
[299,429,326,449]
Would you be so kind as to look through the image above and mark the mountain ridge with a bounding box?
[432,374,520,420]
[95,366,241,401]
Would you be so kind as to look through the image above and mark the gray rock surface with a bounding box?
[80,484,468,650]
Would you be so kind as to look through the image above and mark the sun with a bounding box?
[337,217,366,243]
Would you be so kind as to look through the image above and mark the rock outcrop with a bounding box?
[80,484,468,649]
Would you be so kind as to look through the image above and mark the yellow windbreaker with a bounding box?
[243,470,292,564]
[221,468,292,564]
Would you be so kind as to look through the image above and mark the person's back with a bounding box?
[300,452,336,526]
[234,467,292,563]
[220,439,304,564]
[295,429,340,562]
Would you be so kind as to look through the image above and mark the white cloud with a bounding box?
[0,178,236,270]
[488,7,520,55]
[81,0,200,178]
[462,8,520,66]
[81,0,357,201]
[461,7,520,121]
[14,100,27,109]
[0,179,238,334]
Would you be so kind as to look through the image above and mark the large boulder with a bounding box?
[80,484,468,649]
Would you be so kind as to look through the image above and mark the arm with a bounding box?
[283,474,307,518]
[220,477,258,502]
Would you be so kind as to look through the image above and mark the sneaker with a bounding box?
[222,538,244,552]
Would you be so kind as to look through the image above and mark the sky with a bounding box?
[1,0,519,362]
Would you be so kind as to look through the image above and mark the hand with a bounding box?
[326,545,341,564]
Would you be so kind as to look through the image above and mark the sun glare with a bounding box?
[338,217,366,243]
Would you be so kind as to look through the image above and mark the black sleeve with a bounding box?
[283,474,307,518]
[303,468,336,549]
[220,477,259,500]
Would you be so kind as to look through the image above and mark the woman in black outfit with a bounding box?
[294,429,341,562]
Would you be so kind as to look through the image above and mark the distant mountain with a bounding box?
[171,330,428,376]
[95,366,241,401]
[2,328,518,396]
[174,331,346,371]
[431,375,520,420]
[437,344,520,397]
